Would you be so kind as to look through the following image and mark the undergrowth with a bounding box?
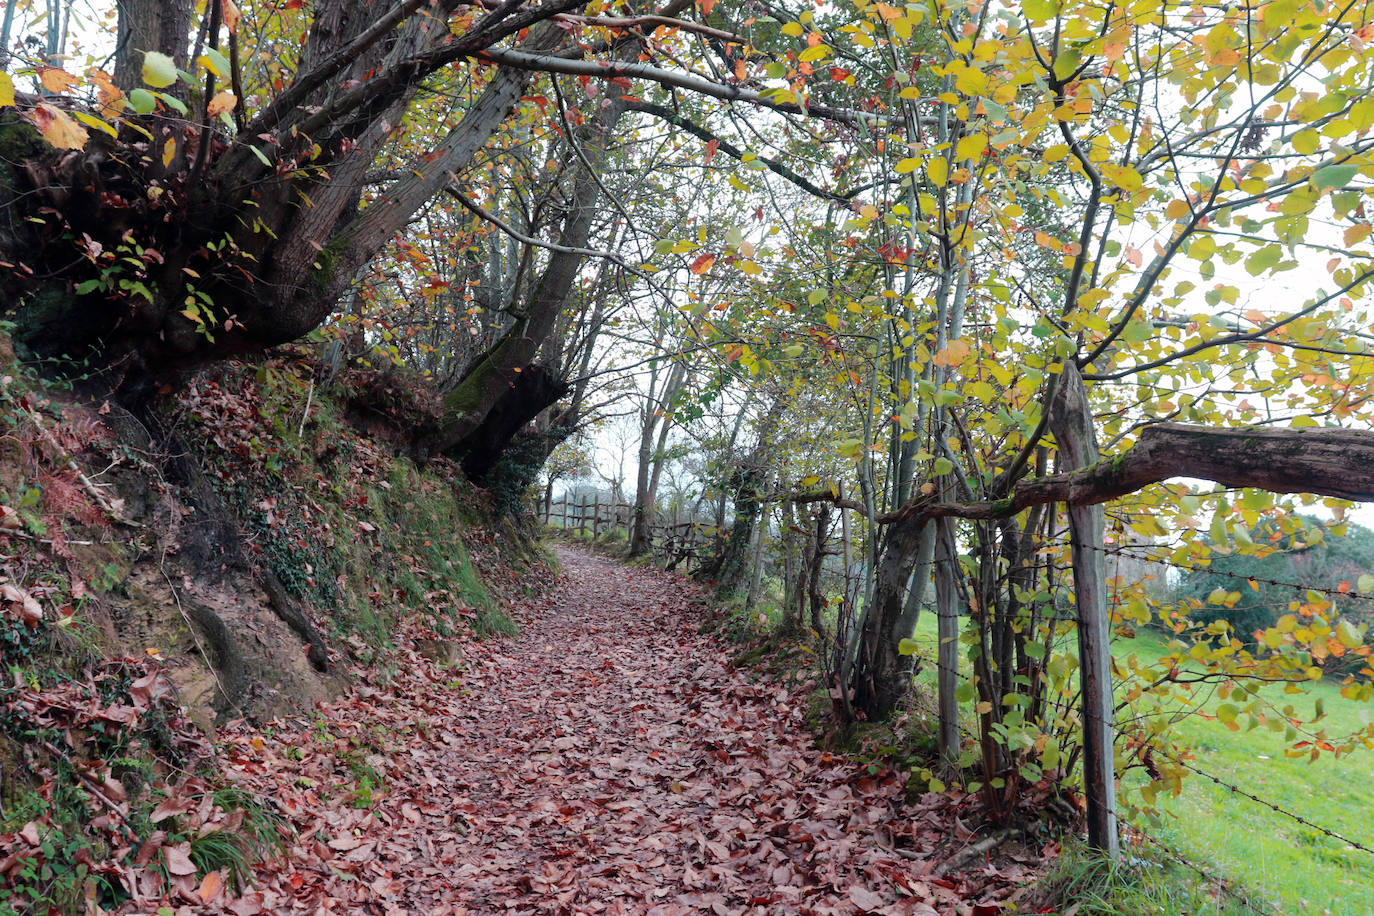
[1024,838,1278,916]
[172,350,526,648]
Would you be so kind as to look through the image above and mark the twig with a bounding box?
[932,828,1022,877]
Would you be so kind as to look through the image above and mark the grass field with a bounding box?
[1113,630,1374,916]
[901,616,1374,914]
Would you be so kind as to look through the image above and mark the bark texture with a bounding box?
[886,423,1374,525]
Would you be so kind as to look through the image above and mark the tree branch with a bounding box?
[884,423,1374,525]
[478,47,880,128]
[625,100,858,203]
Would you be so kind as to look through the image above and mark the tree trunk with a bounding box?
[4,3,587,389]
[848,515,928,719]
[630,361,686,556]
[934,515,960,776]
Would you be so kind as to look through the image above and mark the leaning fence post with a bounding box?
[1051,365,1119,857]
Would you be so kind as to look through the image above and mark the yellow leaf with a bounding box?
[162,138,177,168]
[207,89,237,116]
[895,157,920,174]
[1291,130,1319,156]
[28,103,88,150]
[1044,144,1070,163]
[928,156,948,187]
[954,66,988,97]
[781,21,804,36]
[1165,199,1191,220]
[859,203,879,220]
[955,133,987,161]
[0,72,14,108]
[72,111,118,138]
[1100,163,1143,192]
[1344,223,1372,247]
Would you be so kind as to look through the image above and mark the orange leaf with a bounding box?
[39,67,80,94]
[220,0,241,32]
[198,870,224,904]
[700,0,717,14]
[690,252,715,275]
[207,89,237,116]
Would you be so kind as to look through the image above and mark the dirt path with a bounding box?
[215,546,1036,915]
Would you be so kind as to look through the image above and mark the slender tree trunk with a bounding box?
[935,514,960,776]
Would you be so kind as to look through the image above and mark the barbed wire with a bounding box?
[1087,541,1374,604]
[1119,815,1286,916]
[1160,748,1374,857]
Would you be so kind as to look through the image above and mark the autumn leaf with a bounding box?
[198,870,225,903]
[933,339,972,367]
[221,0,242,32]
[690,252,716,275]
[208,89,238,116]
[0,72,14,108]
[28,104,88,150]
[38,67,80,94]
[164,843,196,876]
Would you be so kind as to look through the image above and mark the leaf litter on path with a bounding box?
[196,546,1047,914]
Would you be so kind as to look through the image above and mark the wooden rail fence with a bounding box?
[544,495,718,573]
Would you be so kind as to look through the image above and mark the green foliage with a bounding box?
[1177,517,1374,647]
[1030,838,1275,916]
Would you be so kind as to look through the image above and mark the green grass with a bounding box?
[1030,837,1271,916]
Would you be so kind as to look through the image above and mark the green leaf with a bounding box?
[1052,49,1082,82]
[1216,703,1239,725]
[156,92,188,115]
[1336,619,1364,649]
[1023,0,1058,21]
[1244,244,1282,276]
[1312,163,1358,192]
[142,51,178,88]
[128,88,157,114]
[932,457,954,476]
[75,279,103,295]
[897,638,921,656]
[201,49,232,79]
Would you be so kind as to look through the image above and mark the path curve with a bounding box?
[217,545,1033,915]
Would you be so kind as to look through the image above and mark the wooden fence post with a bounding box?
[592,493,601,539]
[1051,365,1119,856]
